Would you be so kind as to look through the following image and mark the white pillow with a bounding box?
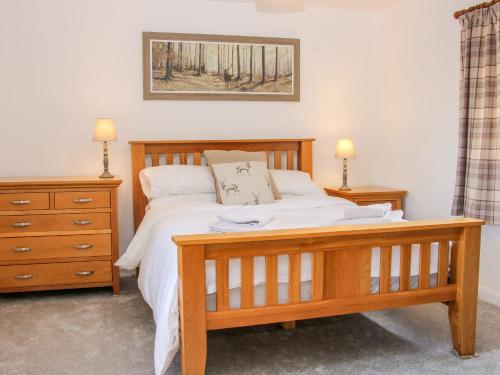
[269,169,323,196]
[139,165,216,199]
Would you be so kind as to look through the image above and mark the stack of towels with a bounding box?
[209,211,274,233]
[342,203,392,220]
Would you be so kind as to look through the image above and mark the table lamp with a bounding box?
[93,118,116,179]
[335,138,355,191]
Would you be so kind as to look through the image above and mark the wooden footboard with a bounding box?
[173,218,483,375]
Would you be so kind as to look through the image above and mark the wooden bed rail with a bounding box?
[173,218,483,375]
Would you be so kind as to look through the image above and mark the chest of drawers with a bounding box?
[0,177,122,295]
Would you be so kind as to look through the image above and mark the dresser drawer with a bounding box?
[0,193,50,211]
[55,191,110,209]
[0,260,111,289]
[0,213,110,234]
[0,234,111,263]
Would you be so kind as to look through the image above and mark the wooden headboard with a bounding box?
[129,138,315,231]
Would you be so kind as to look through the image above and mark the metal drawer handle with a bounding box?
[12,222,32,228]
[13,247,32,252]
[73,198,93,204]
[74,220,92,226]
[74,244,94,250]
[10,199,32,205]
[15,274,33,280]
[75,271,95,277]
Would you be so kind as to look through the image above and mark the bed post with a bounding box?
[299,140,313,177]
[178,244,207,375]
[131,143,147,232]
[448,225,481,358]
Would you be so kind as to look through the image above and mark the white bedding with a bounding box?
[116,194,437,375]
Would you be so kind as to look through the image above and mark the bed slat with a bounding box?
[312,251,324,301]
[287,151,294,170]
[288,253,301,304]
[438,241,450,287]
[180,153,188,165]
[241,257,254,309]
[193,152,202,166]
[216,259,229,311]
[380,246,392,293]
[166,153,174,165]
[151,153,160,167]
[274,151,282,169]
[361,248,373,295]
[450,241,459,284]
[266,255,278,306]
[419,243,431,289]
[400,244,411,291]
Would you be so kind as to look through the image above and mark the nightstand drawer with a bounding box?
[0,261,111,289]
[55,191,110,209]
[0,213,110,234]
[0,193,50,211]
[0,234,111,263]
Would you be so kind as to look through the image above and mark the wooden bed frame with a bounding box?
[129,139,484,375]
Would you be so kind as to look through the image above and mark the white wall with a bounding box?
[371,0,500,305]
[1,0,498,304]
[0,0,380,256]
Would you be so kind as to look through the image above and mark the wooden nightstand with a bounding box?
[0,177,122,295]
[324,186,407,210]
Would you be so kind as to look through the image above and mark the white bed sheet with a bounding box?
[116,194,438,375]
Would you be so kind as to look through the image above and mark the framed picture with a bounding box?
[142,32,300,101]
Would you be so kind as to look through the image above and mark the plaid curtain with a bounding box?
[452,4,500,224]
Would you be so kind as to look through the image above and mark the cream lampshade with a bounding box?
[93,118,116,179]
[335,138,355,191]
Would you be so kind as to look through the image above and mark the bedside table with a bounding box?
[324,186,407,210]
[0,177,122,295]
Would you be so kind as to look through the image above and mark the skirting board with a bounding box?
[479,284,500,307]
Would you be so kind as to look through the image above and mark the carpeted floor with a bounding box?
[1,278,500,375]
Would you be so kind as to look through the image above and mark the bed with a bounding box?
[121,138,483,375]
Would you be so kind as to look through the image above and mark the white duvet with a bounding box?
[116,194,434,375]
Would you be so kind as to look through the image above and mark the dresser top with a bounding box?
[0,176,122,189]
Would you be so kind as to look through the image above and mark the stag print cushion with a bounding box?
[211,161,275,206]
[203,150,281,203]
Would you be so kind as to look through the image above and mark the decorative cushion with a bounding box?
[211,161,275,205]
[203,150,281,203]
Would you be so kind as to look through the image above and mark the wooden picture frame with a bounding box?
[142,32,300,101]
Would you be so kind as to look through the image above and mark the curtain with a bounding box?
[452,3,500,224]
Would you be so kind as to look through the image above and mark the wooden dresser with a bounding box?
[0,177,122,295]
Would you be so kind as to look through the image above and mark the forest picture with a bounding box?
[143,32,300,101]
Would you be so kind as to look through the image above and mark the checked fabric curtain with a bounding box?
[452,3,500,224]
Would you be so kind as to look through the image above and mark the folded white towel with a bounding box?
[342,203,392,220]
[217,211,273,226]
[209,218,273,233]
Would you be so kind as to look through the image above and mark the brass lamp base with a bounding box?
[99,141,114,179]
[339,158,351,191]
[99,171,114,179]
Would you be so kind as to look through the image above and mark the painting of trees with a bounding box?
[144,32,300,101]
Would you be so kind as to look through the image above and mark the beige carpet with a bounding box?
[1,277,500,375]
